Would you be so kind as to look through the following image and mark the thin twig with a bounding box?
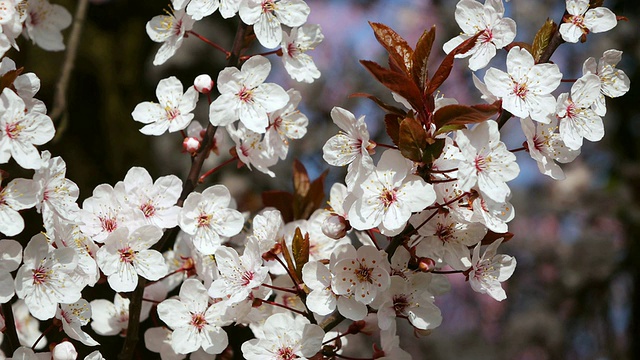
[50,0,90,138]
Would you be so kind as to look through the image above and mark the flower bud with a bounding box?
[183,137,201,154]
[321,214,350,239]
[194,74,214,93]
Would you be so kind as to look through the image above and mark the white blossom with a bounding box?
[560,0,617,43]
[468,238,516,301]
[238,0,310,49]
[281,24,323,83]
[24,0,72,51]
[146,8,196,66]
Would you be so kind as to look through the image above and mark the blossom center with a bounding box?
[435,223,455,244]
[165,106,181,121]
[287,42,298,57]
[276,346,296,360]
[474,154,488,172]
[140,201,156,218]
[480,28,494,44]
[5,122,23,139]
[393,294,410,314]
[32,266,49,285]
[118,247,137,264]
[190,312,208,331]
[262,0,276,14]
[513,82,528,99]
[354,262,374,284]
[569,15,586,30]
[241,271,254,286]
[379,188,398,208]
[100,216,118,233]
[197,212,212,227]
[237,86,254,103]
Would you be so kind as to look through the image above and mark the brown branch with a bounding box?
[118,20,249,360]
[50,0,90,139]
[1,302,20,355]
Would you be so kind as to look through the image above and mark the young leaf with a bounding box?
[360,60,424,113]
[589,0,604,8]
[293,159,310,198]
[291,227,310,279]
[480,230,514,246]
[422,138,446,163]
[385,113,403,146]
[280,237,302,284]
[398,116,428,162]
[433,102,500,129]
[300,169,328,220]
[350,92,407,116]
[434,124,467,136]
[369,22,414,76]
[427,31,482,95]
[532,19,557,63]
[0,68,22,93]
[262,190,295,223]
[412,26,436,91]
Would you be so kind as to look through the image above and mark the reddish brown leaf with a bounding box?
[532,19,557,63]
[412,26,436,92]
[360,60,424,113]
[433,102,500,129]
[300,169,328,220]
[291,227,310,279]
[279,237,301,284]
[369,22,414,76]
[384,113,403,146]
[399,117,428,162]
[423,139,446,163]
[589,0,604,8]
[480,230,514,246]
[350,92,407,116]
[0,68,22,93]
[293,159,310,198]
[262,191,295,223]
[427,31,482,95]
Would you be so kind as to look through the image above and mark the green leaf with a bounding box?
[291,227,310,279]
[398,117,428,162]
[427,31,482,95]
[411,26,436,92]
[360,60,424,114]
[532,19,557,63]
[423,138,446,163]
[434,124,467,136]
[369,22,414,76]
[433,102,500,129]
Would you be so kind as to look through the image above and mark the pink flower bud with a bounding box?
[183,137,201,153]
[321,214,350,239]
[194,74,213,93]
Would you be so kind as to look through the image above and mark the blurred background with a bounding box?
[4,0,639,359]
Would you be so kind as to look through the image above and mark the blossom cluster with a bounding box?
[0,0,631,359]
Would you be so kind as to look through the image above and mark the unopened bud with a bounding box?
[194,74,214,94]
[183,137,201,154]
[418,257,436,272]
[321,214,350,239]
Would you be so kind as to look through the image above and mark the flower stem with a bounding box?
[509,146,527,153]
[261,299,308,317]
[239,48,283,61]
[186,30,231,57]
[31,322,56,350]
[198,155,238,183]
[1,302,20,354]
[431,269,465,274]
[262,283,299,294]
[376,143,399,150]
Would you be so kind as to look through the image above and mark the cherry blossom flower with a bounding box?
[90,293,130,336]
[210,55,289,133]
[50,218,100,288]
[484,47,561,123]
[346,149,436,236]
[250,209,285,254]
[372,274,442,331]
[227,122,279,177]
[443,0,516,71]
[375,322,411,360]
[34,151,80,233]
[410,211,487,270]
[521,117,580,180]
[14,234,81,320]
[0,88,55,169]
[56,300,99,346]
[144,327,186,360]
[556,73,603,150]
[78,183,145,243]
[281,24,323,83]
[12,300,46,349]
[560,0,616,43]
[241,312,324,360]
[331,245,391,305]
[468,238,516,301]
[0,3,23,57]
[0,239,21,303]
[96,225,168,292]
[115,167,182,229]
[179,184,244,255]
[321,183,350,240]
[0,177,38,236]
[132,76,199,135]
[6,346,50,360]
[52,341,77,360]
[185,0,219,20]
[582,49,631,116]
[468,188,515,233]
[146,8,196,66]
[208,238,270,304]
[238,0,310,49]
[264,89,309,160]
[24,0,72,51]
[455,120,519,203]
[157,279,229,355]
[322,107,374,191]
[0,57,45,112]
